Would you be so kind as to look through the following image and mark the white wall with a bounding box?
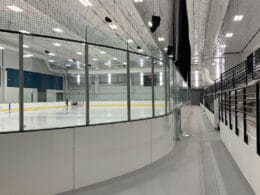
[0,111,178,195]
[202,103,260,195]
[220,122,260,195]
[224,53,242,70]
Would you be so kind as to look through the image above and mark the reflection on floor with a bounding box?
[61,106,254,195]
[0,102,165,132]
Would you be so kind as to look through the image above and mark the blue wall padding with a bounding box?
[6,68,63,90]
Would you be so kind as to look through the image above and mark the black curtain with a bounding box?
[174,0,191,87]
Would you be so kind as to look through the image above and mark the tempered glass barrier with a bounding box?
[89,45,127,124]
[0,30,191,132]
[0,31,19,132]
[130,53,152,120]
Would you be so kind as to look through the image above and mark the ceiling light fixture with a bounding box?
[0,47,5,50]
[138,49,144,53]
[79,0,92,7]
[53,27,63,33]
[76,52,83,55]
[127,39,133,43]
[7,5,23,12]
[221,44,226,48]
[48,53,56,56]
[233,15,244,22]
[68,59,73,62]
[158,37,165,42]
[23,45,30,48]
[48,60,55,63]
[109,24,118,29]
[134,0,143,2]
[23,54,33,58]
[113,57,118,60]
[19,30,30,34]
[148,21,153,27]
[66,64,71,67]
[100,51,106,54]
[92,58,98,61]
[53,43,62,47]
[164,47,168,51]
[226,33,234,38]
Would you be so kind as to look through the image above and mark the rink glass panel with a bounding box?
[130,53,152,120]
[89,45,127,124]
[23,35,86,130]
[0,32,19,132]
[154,60,166,116]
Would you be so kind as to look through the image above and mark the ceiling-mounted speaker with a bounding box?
[105,16,112,23]
[150,15,161,33]
[167,46,175,60]
[167,46,174,56]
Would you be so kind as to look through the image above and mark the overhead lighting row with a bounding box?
[222,14,244,51]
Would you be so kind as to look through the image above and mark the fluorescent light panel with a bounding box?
[233,15,243,21]
[195,71,199,87]
[159,72,163,86]
[19,30,30,34]
[48,53,56,56]
[148,21,153,27]
[108,74,111,84]
[140,73,144,85]
[77,74,81,84]
[53,27,63,33]
[79,0,92,7]
[127,39,133,43]
[158,37,165,42]
[23,54,33,58]
[7,5,23,12]
[53,43,62,47]
[134,0,143,3]
[109,24,117,29]
[23,45,30,48]
[226,33,234,38]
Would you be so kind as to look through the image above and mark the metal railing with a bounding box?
[202,58,260,112]
[217,82,260,156]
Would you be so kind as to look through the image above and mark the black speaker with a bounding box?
[105,16,112,23]
[150,16,161,33]
[167,46,174,56]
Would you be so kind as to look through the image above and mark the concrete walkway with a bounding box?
[61,106,254,195]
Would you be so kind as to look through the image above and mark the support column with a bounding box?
[0,49,6,103]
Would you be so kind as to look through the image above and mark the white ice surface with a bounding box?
[0,104,165,132]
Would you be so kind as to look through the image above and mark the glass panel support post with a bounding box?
[85,29,90,125]
[151,57,155,117]
[127,44,131,121]
[19,33,24,131]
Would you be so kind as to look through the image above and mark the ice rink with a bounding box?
[0,101,166,132]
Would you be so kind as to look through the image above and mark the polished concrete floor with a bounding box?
[61,106,255,195]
